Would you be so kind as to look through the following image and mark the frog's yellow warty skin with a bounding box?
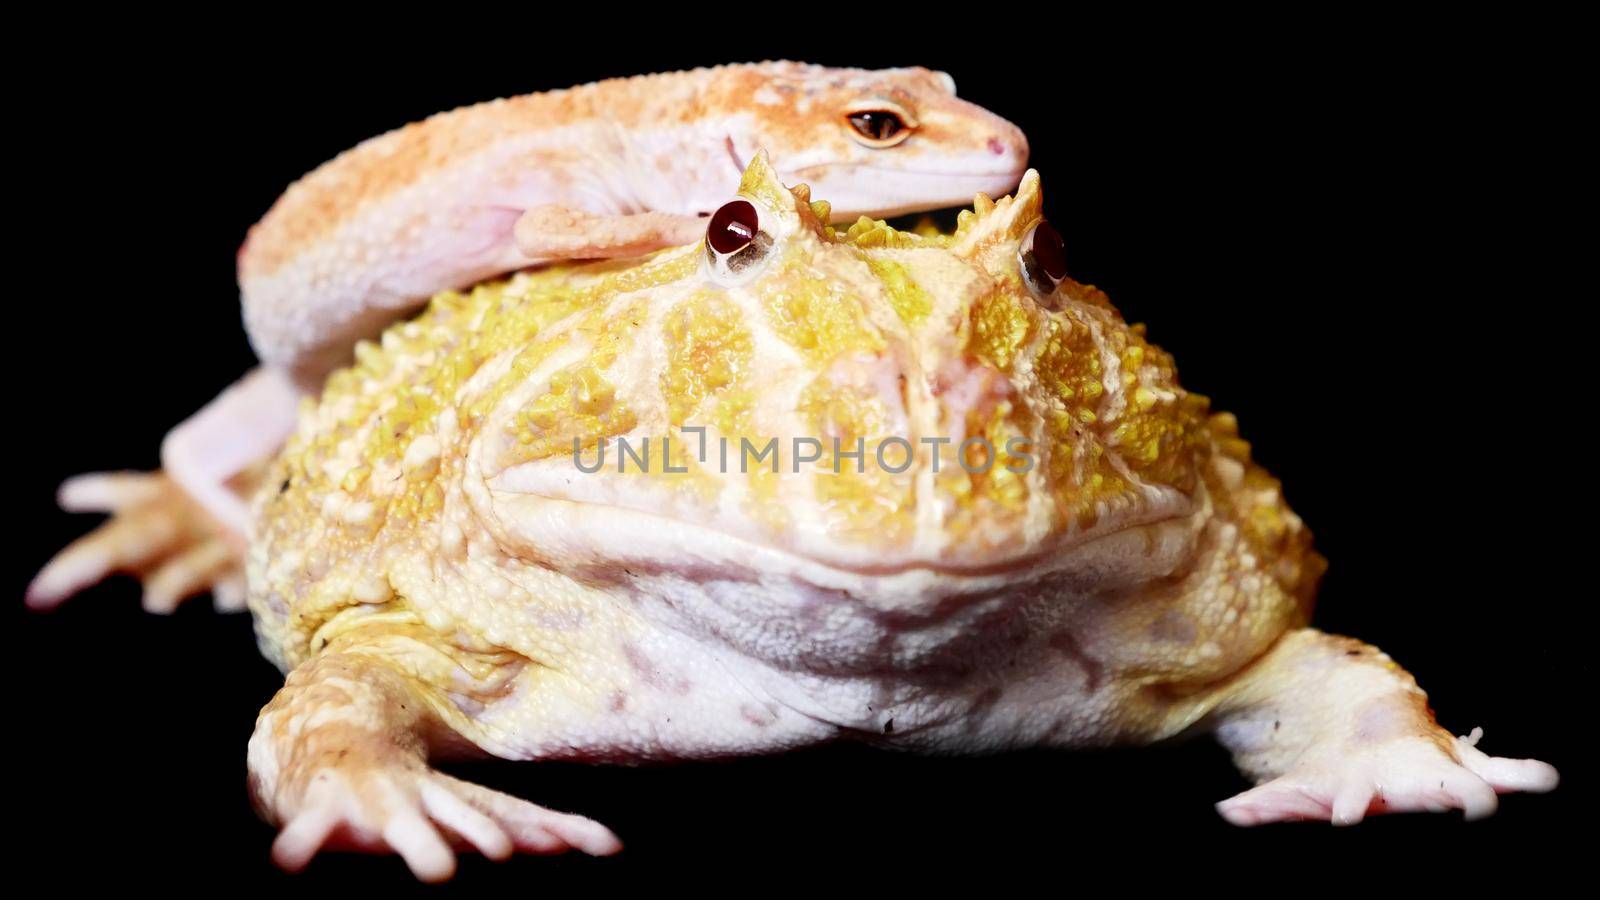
[237,155,1558,881]
[237,62,1030,389]
[258,157,1255,591]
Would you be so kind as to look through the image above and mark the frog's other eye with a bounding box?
[704,199,774,282]
[1019,220,1068,300]
[845,107,912,148]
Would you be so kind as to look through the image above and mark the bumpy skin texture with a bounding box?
[244,156,1556,879]
[240,62,1028,389]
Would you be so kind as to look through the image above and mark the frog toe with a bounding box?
[1454,728,1560,793]
[1217,731,1555,826]
[433,772,623,857]
[269,764,616,881]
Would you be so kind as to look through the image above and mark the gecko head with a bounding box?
[705,62,1029,222]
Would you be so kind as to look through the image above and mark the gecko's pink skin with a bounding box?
[238,62,1029,390]
[160,367,299,540]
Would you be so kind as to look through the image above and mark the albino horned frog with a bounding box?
[227,154,1556,880]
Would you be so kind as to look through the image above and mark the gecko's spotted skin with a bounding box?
[236,156,1555,881]
[241,62,1028,389]
[33,62,1029,596]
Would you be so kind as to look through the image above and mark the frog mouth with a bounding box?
[485,462,1198,582]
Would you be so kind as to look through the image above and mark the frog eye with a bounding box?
[1019,220,1068,299]
[844,105,914,148]
[704,199,774,283]
[707,200,758,254]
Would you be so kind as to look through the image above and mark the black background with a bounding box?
[12,21,1586,892]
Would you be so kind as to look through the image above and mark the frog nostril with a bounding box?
[987,137,1006,156]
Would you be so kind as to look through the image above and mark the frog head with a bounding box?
[701,62,1029,220]
[475,154,1210,579]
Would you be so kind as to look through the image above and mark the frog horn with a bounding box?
[950,169,1045,254]
[737,150,829,234]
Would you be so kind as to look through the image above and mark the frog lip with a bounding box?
[488,491,1199,623]
[487,466,1195,582]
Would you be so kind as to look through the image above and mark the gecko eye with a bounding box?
[705,199,774,283]
[1019,220,1068,299]
[845,109,911,148]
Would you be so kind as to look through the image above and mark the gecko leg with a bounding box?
[161,365,300,538]
[28,471,245,612]
[514,205,706,262]
[31,367,295,612]
[250,652,621,881]
[1208,628,1558,825]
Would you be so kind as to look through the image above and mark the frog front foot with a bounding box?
[27,471,245,613]
[268,759,621,881]
[1208,628,1558,825]
[1216,727,1559,825]
[252,652,621,881]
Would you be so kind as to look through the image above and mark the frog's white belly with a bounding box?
[463,501,1203,762]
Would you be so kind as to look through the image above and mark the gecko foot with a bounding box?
[269,763,621,881]
[27,471,245,613]
[1217,728,1559,826]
